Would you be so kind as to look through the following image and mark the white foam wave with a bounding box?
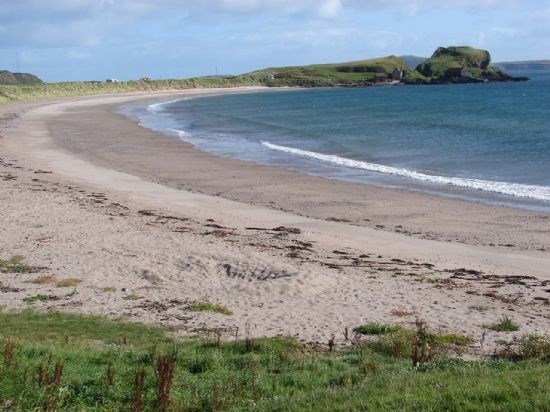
[261,141,550,202]
[147,98,186,113]
[167,128,189,138]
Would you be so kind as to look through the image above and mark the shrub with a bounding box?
[512,333,550,360]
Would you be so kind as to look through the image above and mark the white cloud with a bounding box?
[318,0,344,18]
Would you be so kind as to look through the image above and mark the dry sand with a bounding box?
[1,88,549,353]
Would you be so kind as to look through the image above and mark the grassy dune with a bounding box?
[0,76,262,105]
[1,310,548,411]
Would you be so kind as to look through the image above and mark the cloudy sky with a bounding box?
[1,0,548,82]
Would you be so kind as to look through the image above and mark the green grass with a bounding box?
[489,317,520,332]
[354,323,401,335]
[0,310,548,411]
[188,301,233,316]
[432,333,474,346]
[354,324,473,346]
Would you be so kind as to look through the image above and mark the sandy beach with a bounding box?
[1,88,549,353]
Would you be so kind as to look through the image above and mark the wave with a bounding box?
[146,98,186,113]
[261,141,550,202]
[166,128,189,138]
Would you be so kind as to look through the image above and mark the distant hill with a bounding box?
[0,70,43,85]
[399,55,428,69]
[493,60,550,71]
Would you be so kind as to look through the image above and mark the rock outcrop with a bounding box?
[410,46,528,84]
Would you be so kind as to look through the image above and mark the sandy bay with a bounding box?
[1,88,549,353]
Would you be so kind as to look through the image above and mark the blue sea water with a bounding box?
[122,71,550,211]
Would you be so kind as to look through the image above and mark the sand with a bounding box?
[1,88,549,353]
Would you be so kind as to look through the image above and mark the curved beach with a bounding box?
[1,89,549,352]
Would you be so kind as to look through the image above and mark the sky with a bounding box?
[1,0,549,82]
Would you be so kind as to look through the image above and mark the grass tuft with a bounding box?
[489,316,520,332]
[0,255,37,274]
[55,278,82,288]
[188,301,233,315]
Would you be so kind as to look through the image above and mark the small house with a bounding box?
[373,73,388,82]
[105,78,120,83]
[391,68,403,81]
[265,74,275,80]
[445,67,468,78]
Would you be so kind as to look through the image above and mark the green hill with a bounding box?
[246,55,409,87]
[0,70,42,85]
[417,46,491,78]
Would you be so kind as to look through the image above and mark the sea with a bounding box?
[119,71,550,212]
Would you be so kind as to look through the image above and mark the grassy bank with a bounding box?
[1,310,548,411]
[0,76,263,105]
[246,56,412,87]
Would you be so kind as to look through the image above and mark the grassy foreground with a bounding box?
[0,310,548,411]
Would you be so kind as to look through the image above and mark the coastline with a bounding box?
[1,89,549,352]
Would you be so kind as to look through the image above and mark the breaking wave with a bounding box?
[261,141,550,201]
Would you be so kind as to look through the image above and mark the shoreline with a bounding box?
[1,89,549,352]
[124,89,550,212]
[43,92,550,252]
